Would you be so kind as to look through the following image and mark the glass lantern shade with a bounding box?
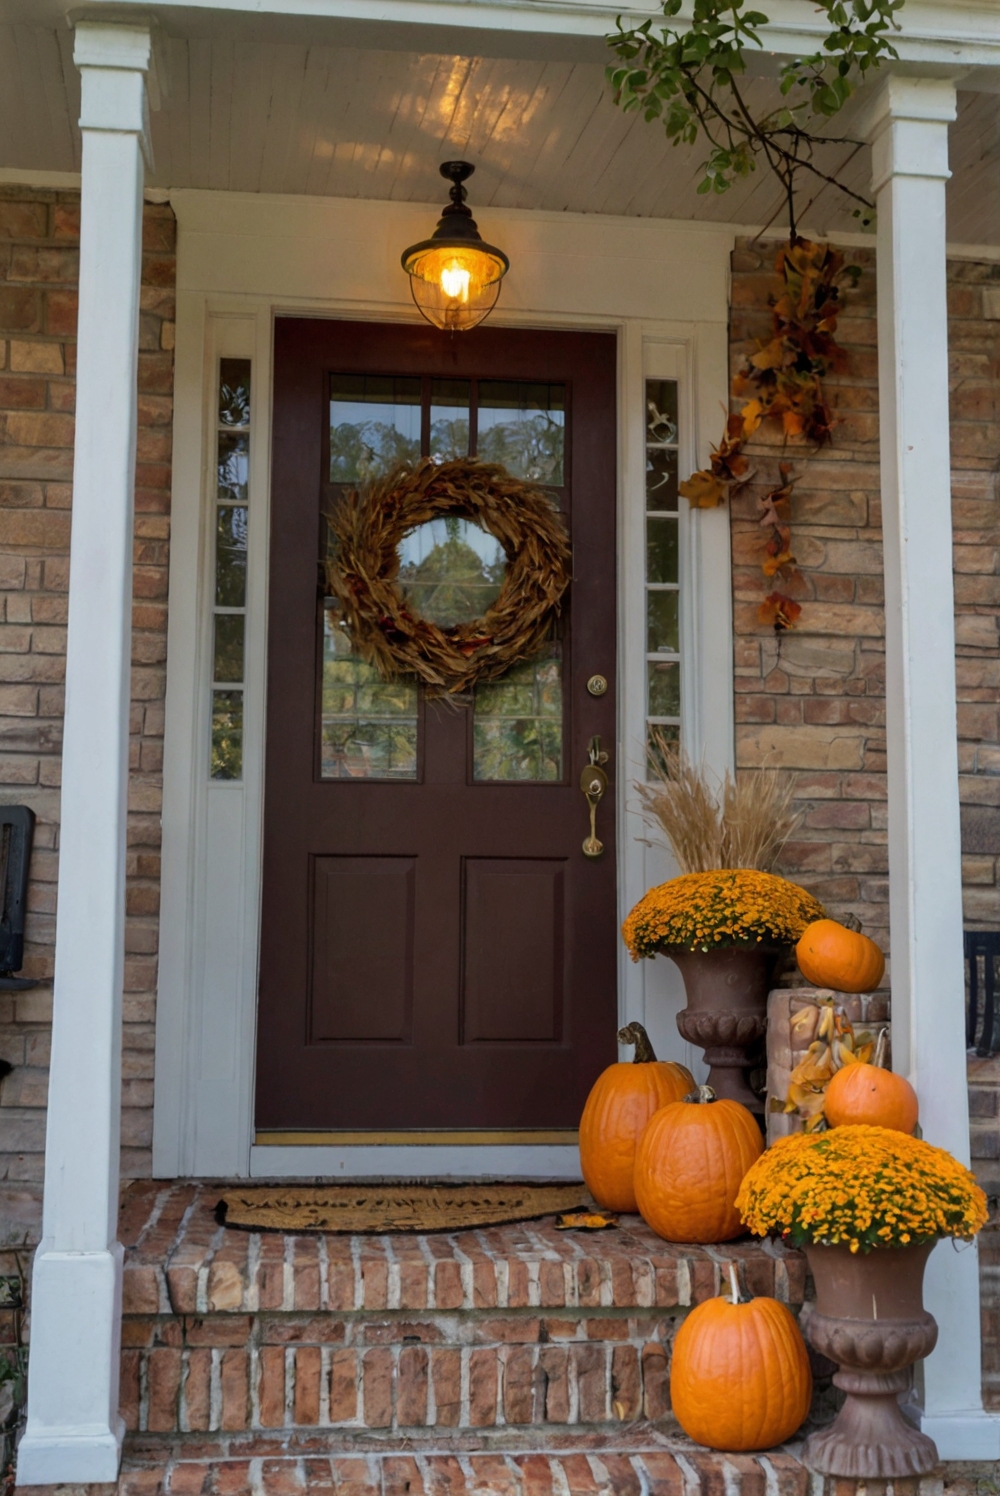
[402,241,508,332]
[401,161,510,333]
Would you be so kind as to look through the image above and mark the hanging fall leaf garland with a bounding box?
[680,239,861,632]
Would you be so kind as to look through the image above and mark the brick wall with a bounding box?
[732,239,1000,954]
[731,237,1000,1406]
[0,186,175,1248]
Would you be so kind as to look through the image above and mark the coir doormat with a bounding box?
[216,1181,589,1234]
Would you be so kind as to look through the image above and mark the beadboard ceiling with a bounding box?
[1,22,998,245]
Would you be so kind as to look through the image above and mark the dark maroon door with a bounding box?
[256,318,618,1131]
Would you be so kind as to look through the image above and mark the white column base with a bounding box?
[920,1412,1000,1461]
[17,1244,125,1487]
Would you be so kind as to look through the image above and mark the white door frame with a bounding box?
[153,189,735,1179]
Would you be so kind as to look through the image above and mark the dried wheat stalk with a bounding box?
[637,730,801,872]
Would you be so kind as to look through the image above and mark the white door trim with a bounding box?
[153,190,735,1178]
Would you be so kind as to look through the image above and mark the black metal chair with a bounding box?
[965,929,1000,1057]
[0,804,35,992]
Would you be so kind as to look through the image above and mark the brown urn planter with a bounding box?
[668,946,775,1112]
[802,1241,939,1477]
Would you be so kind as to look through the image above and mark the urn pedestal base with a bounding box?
[668,947,773,1113]
[803,1243,939,1478]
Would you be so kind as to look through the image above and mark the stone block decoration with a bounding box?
[765,986,891,1145]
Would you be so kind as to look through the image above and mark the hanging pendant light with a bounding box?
[401,161,509,333]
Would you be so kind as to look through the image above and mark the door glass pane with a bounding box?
[646,516,678,584]
[321,606,418,780]
[218,432,249,503]
[398,518,506,628]
[219,359,251,427]
[646,379,678,445]
[430,379,471,462]
[213,614,244,683]
[211,690,243,780]
[329,374,421,483]
[473,644,563,782]
[646,447,678,509]
[647,658,680,718]
[215,506,248,607]
[477,381,565,485]
[647,589,679,654]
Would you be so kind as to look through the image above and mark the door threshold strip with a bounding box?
[253,1129,580,1147]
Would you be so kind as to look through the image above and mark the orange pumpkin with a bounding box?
[579,1023,693,1212]
[671,1264,812,1451]
[796,918,885,994]
[634,1085,763,1243]
[824,1030,918,1133]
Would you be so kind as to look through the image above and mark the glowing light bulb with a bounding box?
[440,264,471,301]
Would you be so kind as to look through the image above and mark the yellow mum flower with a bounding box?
[622,869,825,959]
[736,1125,988,1254]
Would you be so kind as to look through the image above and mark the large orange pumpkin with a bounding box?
[579,1023,693,1212]
[671,1264,812,1451]
[824,1030,918,1133]
[633,1085,763,1243]
[796,918,885,993]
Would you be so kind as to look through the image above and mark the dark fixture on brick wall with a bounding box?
[0,805,36,991]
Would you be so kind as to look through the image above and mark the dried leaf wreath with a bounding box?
[678,238,862,633]
[325,457,571,697]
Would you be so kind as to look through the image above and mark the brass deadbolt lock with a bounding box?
[587,674,608,697]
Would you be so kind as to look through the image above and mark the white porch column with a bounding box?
[17,23,152,1487]
[866,74,1000,1460]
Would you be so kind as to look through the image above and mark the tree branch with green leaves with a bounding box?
[606,0,904,238]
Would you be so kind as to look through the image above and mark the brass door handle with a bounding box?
[581,736,609,858]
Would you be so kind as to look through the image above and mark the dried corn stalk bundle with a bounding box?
[325,457,571,698]
[766,987,891,1144]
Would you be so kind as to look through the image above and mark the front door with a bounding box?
[256,318,618,1133]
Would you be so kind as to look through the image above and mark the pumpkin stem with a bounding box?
[684,1084,717,1105]
[617,1022,657,1063]
[874,1027,889,1070]
[727,1261,744,1305]
[842,912,863,933]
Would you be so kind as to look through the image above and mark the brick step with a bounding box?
[109,1441,951,1496]
[118,1183,809,1439]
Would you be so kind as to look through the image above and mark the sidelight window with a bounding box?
[645,379,680,758]
[210,359,251,780]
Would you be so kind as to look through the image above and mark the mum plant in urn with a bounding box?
[624,743,823,1110]
[737,1125,988,1476]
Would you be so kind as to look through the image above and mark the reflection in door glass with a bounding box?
[329,375,421,483]
[430,379,470,463]
[473,644,563,782]
[398,518,506,628]
[320,607,418,780]
[477,382,565,485]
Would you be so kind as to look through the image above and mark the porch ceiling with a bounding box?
[1,20,999,244]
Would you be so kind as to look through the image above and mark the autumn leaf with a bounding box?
[741,399,764,436]
[763,548,796,577]
[679,469,726,507]
[750,339,785,372]
[759,591,802,631]
[555,1211,619,1231]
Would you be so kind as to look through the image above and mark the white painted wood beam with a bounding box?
[15,21,151,1488]
[864,71,1000,1462]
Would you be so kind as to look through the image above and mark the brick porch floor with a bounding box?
[12,1181,989,1495]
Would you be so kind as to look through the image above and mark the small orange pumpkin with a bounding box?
[796,918,885,994]
[634,1085,763,1243]
[671,1263,812,1451]
[824,1029,918,1133]
[579,1023,693,1212]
